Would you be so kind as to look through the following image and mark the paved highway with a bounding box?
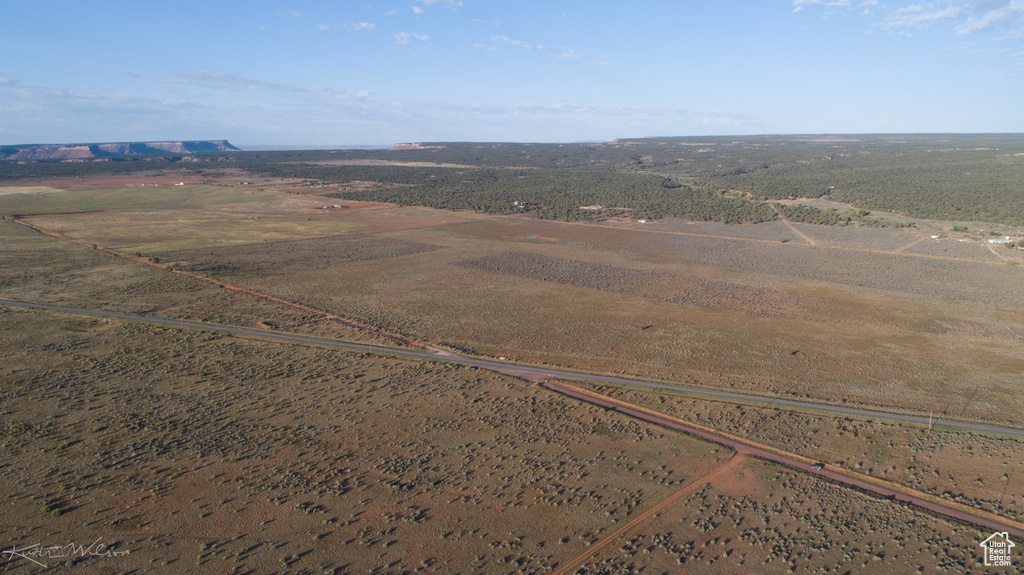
[3,298,1024,440]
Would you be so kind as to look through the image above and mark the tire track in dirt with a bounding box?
[542,381,1024,550]
[986,243,1010,262]
[893,234,928,253]
[551,452,748,575]
[770,203,818,246]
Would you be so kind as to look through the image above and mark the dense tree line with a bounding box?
[774,203,849,226]
[328,169,777,224]
[773,203,912,227]
[0,156,206,179]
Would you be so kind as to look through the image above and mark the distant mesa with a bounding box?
[391,142,446,151]
[0,140,240,161]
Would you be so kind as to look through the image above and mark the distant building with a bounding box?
[579,205,604,211]
[988,236,1013,244]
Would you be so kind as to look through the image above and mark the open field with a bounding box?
[0,218,395,347]
[575,457,1004,574]
[3,149,1024,574]
[0,308,727,573]
[6,177,1021,424]
[153,212,1024,426]
[18,197,482,255]
[621,217,804,242]
[581,382,1024,523]
[1,309,1012,572]
[0,173,483,254]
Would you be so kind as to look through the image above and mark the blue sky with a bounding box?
[1,1,1022,146]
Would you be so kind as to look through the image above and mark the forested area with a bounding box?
[4,134,1024,225]
[327,169,777,223]
[0,156,205,179]
[773,203,912,228]
[712,149,1024,225]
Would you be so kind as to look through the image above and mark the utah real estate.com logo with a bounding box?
[980,532,1015,567]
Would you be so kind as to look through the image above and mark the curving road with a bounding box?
[3,298,1024,440]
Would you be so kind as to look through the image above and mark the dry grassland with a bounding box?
[0,219,393,347]
[0,174,483,254]
[576,457,1007,574]
[0,309,724,573]
[615,217,807,243]
[2,174,1023,573]
[160,214,1024,425]
[581,383,1024,525]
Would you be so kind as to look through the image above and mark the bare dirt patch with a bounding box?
[293,159,483,168]
[0,185,68,196]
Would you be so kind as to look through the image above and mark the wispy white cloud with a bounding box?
[411,6,425,15]
[881,3,964,30]
[393,101,760,136]
[287,9,302,18]
[795,0,1024,36]
[169,72,303,92]
[477,36,580,60]
[419,0,463,9]
[345,22,376,31]
[386,10,399,16]
[0,70,766,145]
[957,1,1024,34]
[166,72,369,100]
[490,36,545,50]
[0,78,226,143]
[395,32,431,44]
[792,0,855,14]
[314,87,372,100]
[316,23,330,31]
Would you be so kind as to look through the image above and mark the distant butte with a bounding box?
[391,142,446,151]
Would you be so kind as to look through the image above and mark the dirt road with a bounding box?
[542,381,1024,543]
[4,297,1024,441]
[552,452,748,575]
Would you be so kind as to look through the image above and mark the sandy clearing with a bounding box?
[291,159,482,168]
[0,185,68,196]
